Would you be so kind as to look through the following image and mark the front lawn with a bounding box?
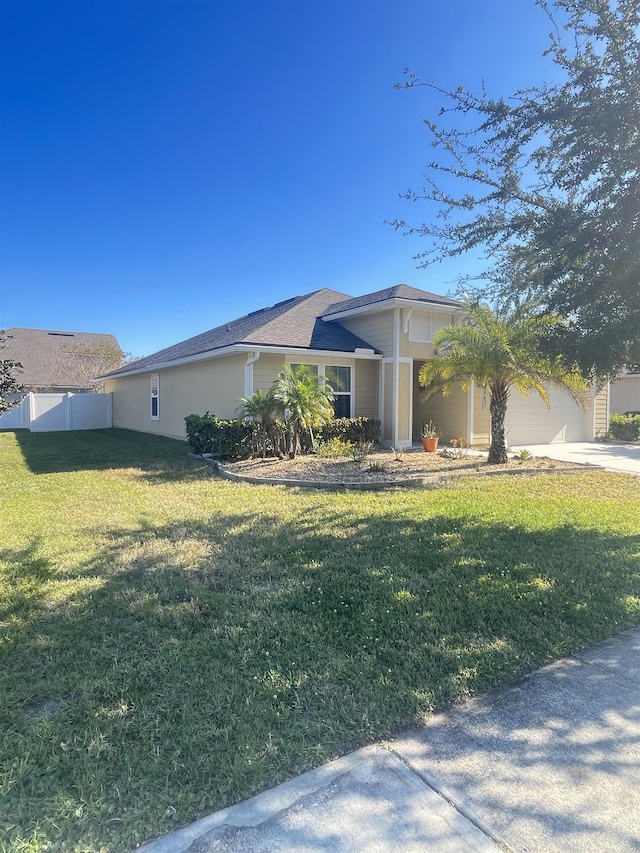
[1,429,639,851]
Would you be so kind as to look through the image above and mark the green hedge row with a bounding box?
[317,417,380,445]
[184,413,253,459]
[184,413,381,458]
[609,412,640,442]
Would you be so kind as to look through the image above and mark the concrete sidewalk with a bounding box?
[140,627,640,852]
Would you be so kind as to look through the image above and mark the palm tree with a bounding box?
[418,301,589,464]
[236,387,279,459]
[272,364,335,457]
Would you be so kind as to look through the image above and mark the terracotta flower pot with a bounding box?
[423,437,439,452]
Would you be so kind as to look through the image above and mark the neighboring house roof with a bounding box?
[322,284,461,318]
[2,327,122,390]
[104,289,381,379]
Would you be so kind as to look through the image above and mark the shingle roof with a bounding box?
[323,284,461,317]
[2,327,122,390]
[104,289,379,378]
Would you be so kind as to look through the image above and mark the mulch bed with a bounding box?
[217,447,587,488]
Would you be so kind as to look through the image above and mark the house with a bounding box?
[2,327,123,393]
[102,285,608,447]
[610,370,640,415]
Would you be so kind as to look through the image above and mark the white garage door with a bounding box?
[505,388,588,446]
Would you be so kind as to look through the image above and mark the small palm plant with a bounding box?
[272,364,335,457]
[419,300,589,464]
[236,387,279,459]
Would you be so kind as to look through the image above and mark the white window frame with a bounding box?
[150,374,159,420]
[324,365,352,419]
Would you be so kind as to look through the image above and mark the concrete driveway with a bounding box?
[510,441,640,474]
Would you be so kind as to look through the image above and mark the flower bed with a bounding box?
[221,447,585,487]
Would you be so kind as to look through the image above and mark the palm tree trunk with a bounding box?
[260,425,267,460]
[289,423,299,458]
[488,385,509,464]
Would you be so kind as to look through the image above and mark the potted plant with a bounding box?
[421,420,441,452]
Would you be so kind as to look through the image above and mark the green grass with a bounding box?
[1,428,639,851]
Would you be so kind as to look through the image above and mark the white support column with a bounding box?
[393,309,400,449]
[408,357,414,445]
[396,357,413,448]
[467,384,475,445]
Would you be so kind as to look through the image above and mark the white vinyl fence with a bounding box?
[0,393,112,432]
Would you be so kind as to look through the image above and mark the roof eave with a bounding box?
[322,297,462,322]
[100,344,247,379]
[101,342,382,379]
[245,344,382,359]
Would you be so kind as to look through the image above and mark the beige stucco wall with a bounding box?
[593,385,610,437]
[424,388,468,443]
[250,353,282,391]
[472,386,491,445]
[398,308,457,360]
[354,360,379,419]
[338,313,394,357]
[413,364,468,443]
[609,375,640,415]
[339,307,457,362]
[106,351,383,440]
[105,354,247,439]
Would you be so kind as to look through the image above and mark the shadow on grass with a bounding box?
[14,428,211,481]
[0,539,54,625]
[2,501,640,851]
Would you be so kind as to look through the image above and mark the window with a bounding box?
[289,362,352,418]
[151,374,159,420]
[325,365,351,418]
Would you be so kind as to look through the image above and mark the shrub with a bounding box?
[449,437,470,458]
[184,413,253,459]
[316,437,354,457]
[318,417,380,446]
[350,441,374,462]
[185,414,381,460]
[515,448,533,462]
[608,413,640,442]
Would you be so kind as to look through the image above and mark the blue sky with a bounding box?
[1,0,558,358]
